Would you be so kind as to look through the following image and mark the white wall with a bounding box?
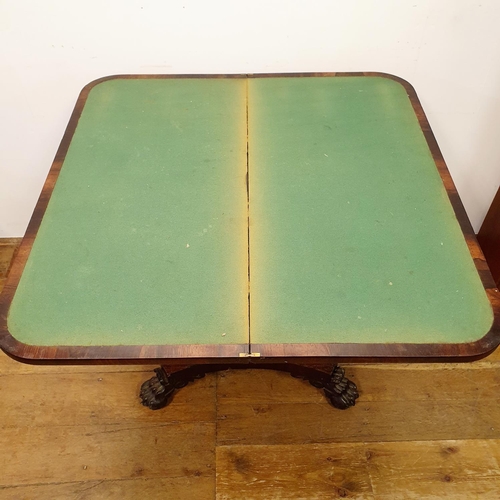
[1,0,499,236]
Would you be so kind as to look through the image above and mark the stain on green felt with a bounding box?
[9,78,249,346]
[248,76,493,344]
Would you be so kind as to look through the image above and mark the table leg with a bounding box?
[291,365,359,410]
[140,366,206,410]
[140,363,359,411]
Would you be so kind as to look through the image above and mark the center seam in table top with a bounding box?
[245,78,252,350]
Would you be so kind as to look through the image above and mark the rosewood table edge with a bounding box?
[1,72,499,364]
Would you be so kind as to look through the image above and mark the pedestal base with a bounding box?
[140,363,359,410]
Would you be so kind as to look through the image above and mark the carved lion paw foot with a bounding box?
[140,368,174,410]
[324,365,359,410]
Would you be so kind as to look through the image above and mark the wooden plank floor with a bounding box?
[2,238,500,499]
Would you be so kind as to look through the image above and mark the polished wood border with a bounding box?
[1,72,498,362]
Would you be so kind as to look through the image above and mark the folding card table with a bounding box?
[1,73,498,410]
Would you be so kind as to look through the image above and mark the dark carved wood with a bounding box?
[140,363,359,411]
[478,187,500,288]
[140,368,175,410]
[315,365,359,410]
[140,367,207,410]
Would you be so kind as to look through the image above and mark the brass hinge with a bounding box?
[239,352,261,357]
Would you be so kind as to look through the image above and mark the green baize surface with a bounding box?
[249,76,492,344]
[8,76,493,347]
[9,78,249,346]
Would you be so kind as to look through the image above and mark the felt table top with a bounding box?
[8,78,250,346]
[4,74,494,349]
[248,76,492,345]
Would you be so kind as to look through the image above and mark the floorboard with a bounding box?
[0,477,214,500]
[216,440,500,499]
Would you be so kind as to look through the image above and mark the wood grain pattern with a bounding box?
[0,478,214,500]
[366,440,500,500]
[0,238,21,279]
[216,443,373,499]
[0,423,215,487]
[0,354,151,374]
[217,399,500,446]
[216,368,500,446]
[217,363,500,403]
[1,371,216,427]
[216,440,500,500]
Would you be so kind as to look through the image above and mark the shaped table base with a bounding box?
[140,363,359,411]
